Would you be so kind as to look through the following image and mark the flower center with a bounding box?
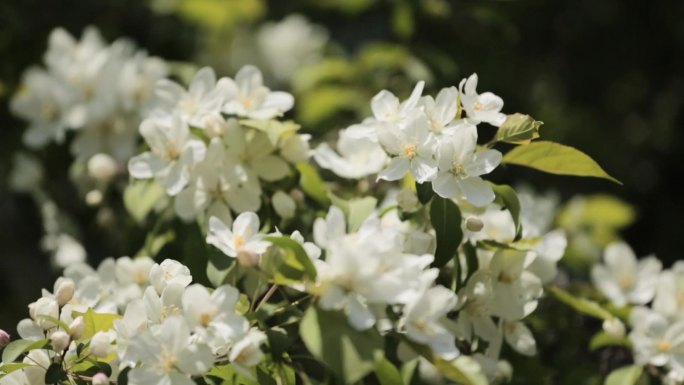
[160,350,178,372]
[234,235,246,250]
[658,340,671,352]
[199,309,218,327]
[473,102,484,111]
[178,99,198,115]
[402,144,417,159]
[618,275,634,290]
[451,163,467,178]
[240,96,254,110]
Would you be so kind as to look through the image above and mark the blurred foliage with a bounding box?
[0,0,682,382]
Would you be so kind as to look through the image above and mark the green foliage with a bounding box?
[604,365,645,385]
[493,113,542,145]
[589,331,631,351]
[329,193,377,232]
[490,183,523,240]
[375,357,405,385]
[548,286,613,321]
[502,141,621,184]
[415,181,434,204]
[300,307,384,384]
[430,196,463,268]
[1,339,48,364]
[123,180,167,223]
[296,162,330,207]
[73,308,122,341]
[241,119,301,147]
[264,236,317,281]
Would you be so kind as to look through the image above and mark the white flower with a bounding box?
[419,86,458,134]
[488,249,542,321]
[502,320,537,356]
[313,129,388,179]
[90,331,115,358]
[371,81,424,125]
[128,115,207,195]
[8,152,43,193]
[154,67,226,128]
[401,286,459,360]
[629,307,684,373]
[455,273,499,342]
[127,316,214,385]
[222,65,294,120]
[228,329,267,378]
[207,213,270,264]
[29,297,59,329]
[22,349,51,385]
[591,242,662,306]
[118,52,168,113]
[149,259,193,295]
[432,121,501,206]
[376,110,438,183]
[654,262,684,321]
[459,73,506,126]
[87,153,118,181]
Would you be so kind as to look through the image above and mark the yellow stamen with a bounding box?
[402,144,417,159]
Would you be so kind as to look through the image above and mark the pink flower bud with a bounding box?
[0,329,10,349]
[92,372,109,385]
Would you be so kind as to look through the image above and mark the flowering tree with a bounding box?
[0,23,672,385]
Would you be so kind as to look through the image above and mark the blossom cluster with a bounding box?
[590,242,684,382]
[128,65,311,226]
[314,74,504,207]
[11,27,167,177]
[1,257,263,385]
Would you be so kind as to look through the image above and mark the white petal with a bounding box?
[466,150,502,177]
[460,177,495,207]
[432,172,460,199]
[233,212,260,237]
[128,152,166,179]
[378,157,409,181]
[371,90,400,121]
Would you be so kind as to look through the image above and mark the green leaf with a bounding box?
[493,113,542,144]
[400,359,419,385]
[403,340,486,385]
[240,119,300,147]
[502,141,621,184]
[73,308,122,341]
[123,180,166,223]
[462,241,479,286]
[375,358,405,385]
[296,163,330,206]
[264,236,317,281]
[0,362,31,377]
[430,196,463,268]
[604,365,644,385]
[548,286,613,320]
[1,339,48,363]
[206,251,235,288]
[45,363,67,384]
[300,307,384,384]
[490,183,523,240]
[329,193,378,233]
[415,181,434,204]
[138,229,175,258]
[392,1,415,38]
[590,331,631,351]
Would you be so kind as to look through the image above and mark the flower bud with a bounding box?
[273,190,296,219]
[54,278,75,306]
[602,318,626,338]
[87,153,118,181]
[465,216,484,232]
[0,329,10,349]
[31,297,59,329]
[89,332,112,358]
[85,190,103,206]
[91,372,109,385]
[69,316,85,340]
[50,330,70,352]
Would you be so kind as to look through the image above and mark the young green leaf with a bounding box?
[1,339,48,364]
[493,113,542,145]
[430,196,463,268]
[296,162,330,206]
[604,365,644,385]
[548,286,614,320]
[264,236,317,281]
[300,307,384,384]
[123,180,166,223]
[502,141,621,184]
[375,357,405,385]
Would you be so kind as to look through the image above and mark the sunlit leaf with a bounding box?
[493,113,542,145]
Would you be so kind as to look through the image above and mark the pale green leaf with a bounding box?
[604,365,644,385]
[1,339,48,364]
[296,163,330,206]
[72,308,122,341]
[502,141,621,184]
[375,358,404,385]
[123,180,166,223]
[548,286,613,320]
[240,119,300,147]
[590,331,632,351]
[264,236,317,281]
[493,113,542,144]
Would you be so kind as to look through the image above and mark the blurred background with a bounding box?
[0,0,682,383]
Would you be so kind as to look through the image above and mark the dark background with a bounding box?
[0,0,682,381]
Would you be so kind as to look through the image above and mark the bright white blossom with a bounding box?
[207,213,270,265]
[459,73,506,126]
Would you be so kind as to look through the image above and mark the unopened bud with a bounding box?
[89,332,111,358]
[69,316,85,340]
[0,329,10,349]
[85,190,103,206]
[87,153,118,181]
[54,278,75,306]
[50,330,70,352]
[91,372,109,385]
[602,318,626,338]
[273,190,296,219]
[465,216,484,232]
